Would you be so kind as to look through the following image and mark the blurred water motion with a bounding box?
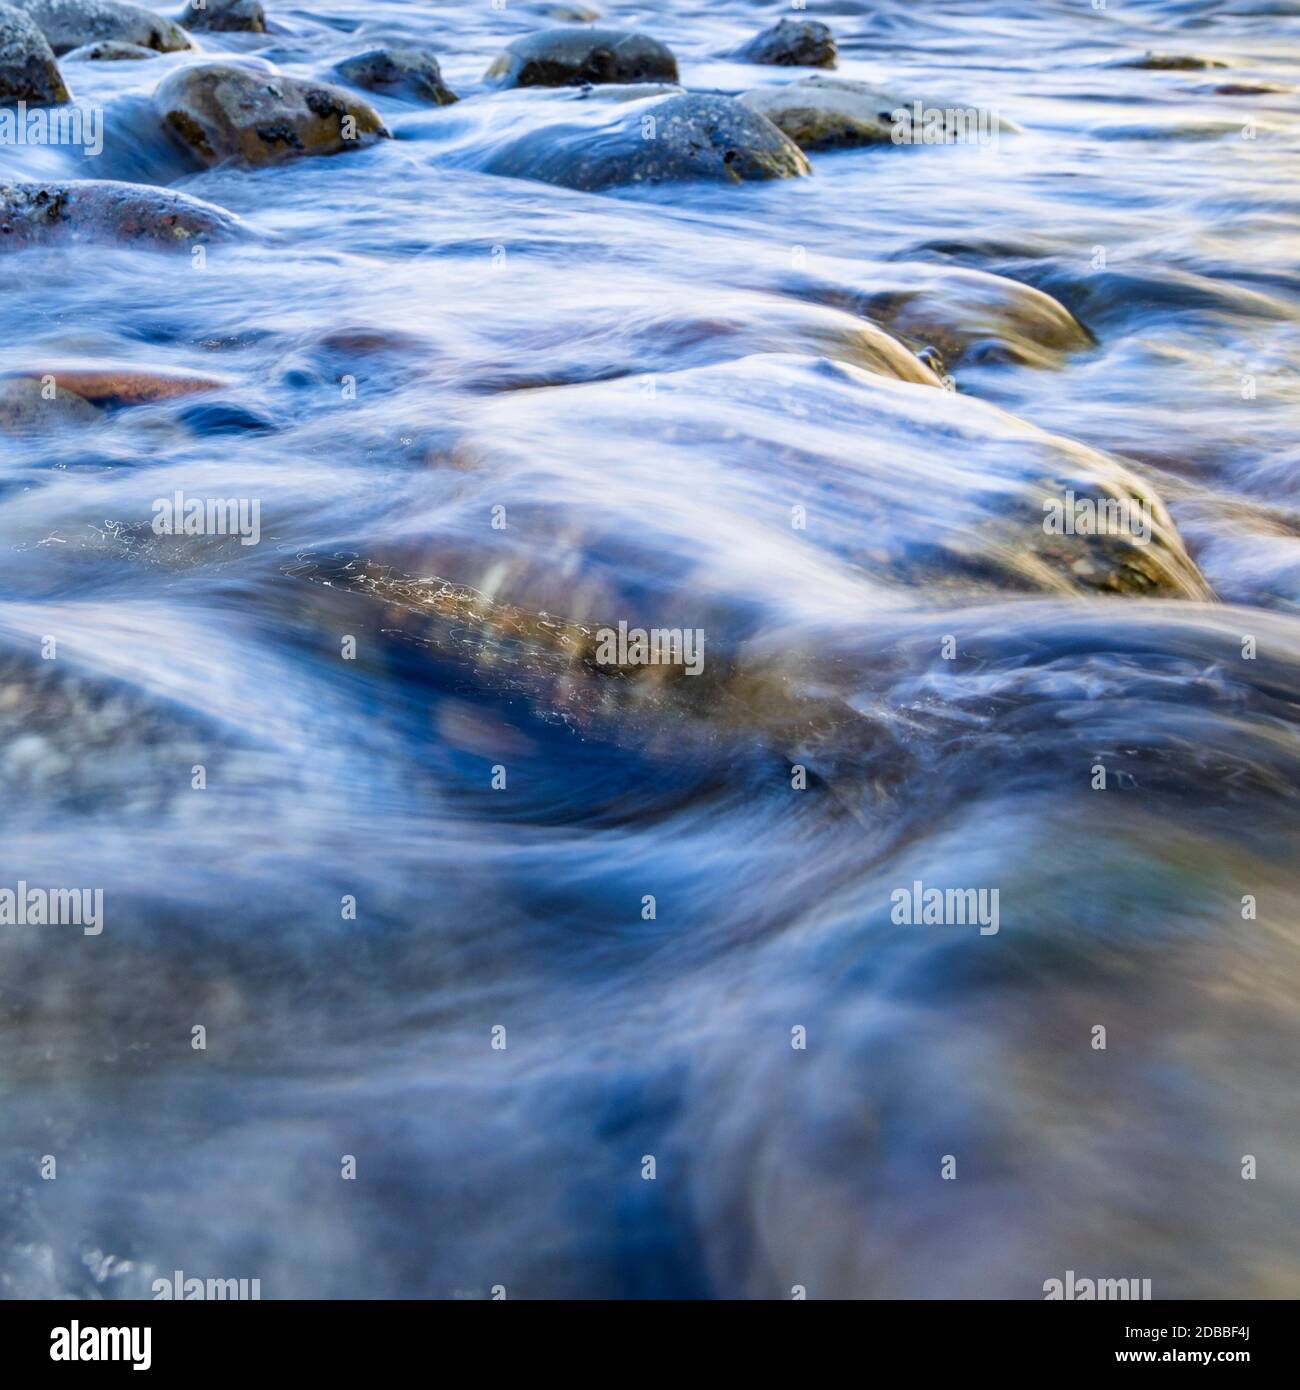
[1,0,1299,1299]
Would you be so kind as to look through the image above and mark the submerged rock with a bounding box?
[0,374,98,430]
[62,37,155,59]
[0,363,229,431]
[539,3,601,18]
[0,179,247,249]
[731,19,836,69]
[484,92,810,190]
[0,1,68,103]
[154,63,389,167]
[462,291,945,392]
[335,47,457,106]
[675,297,938,385]
[291,361,1207,752]
[872,275,1090,369]
[458,354,1208,603]
[485,27,677,88]
[0,642,222,811]
[793,261,1093,371]
[9,0,192,55]
[557,79,683,102]
[176,399,273,433]
[2,363,226,406]
[1206,82,1288,96]
[1121,53,1227,71]
[177,0,265,33]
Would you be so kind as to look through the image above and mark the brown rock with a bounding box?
[2,364,227,405]
[0,179,248,249]
[154,63,390,167]
[0,374,98,430]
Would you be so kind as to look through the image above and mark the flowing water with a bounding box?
[2,0,1299,1299]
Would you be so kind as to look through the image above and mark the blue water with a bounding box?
[1,0,1299,1298]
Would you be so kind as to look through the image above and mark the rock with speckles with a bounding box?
[335,47,458,106]
[0,1,69,104]
[484,91,811,190]
[153,63,389,168]
[3,364,228,406]
[0,179,248,250]
[730,19,836,69]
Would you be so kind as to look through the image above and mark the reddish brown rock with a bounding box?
[2,364,228,405]
[0,179,248,250]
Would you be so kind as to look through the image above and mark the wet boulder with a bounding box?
[154,63,389,168]
[742,77,1016,152]
[741,76,903,150]
[730,18,836,69]
[177,0,265,33]
[335,48,457,106]
[0,1,68,103]
[484,91,810,191]
[793,261,1093,371]
[0,179,247,249]
[485,27,677,88]
[63,37,155,58]
[9,0,192,55]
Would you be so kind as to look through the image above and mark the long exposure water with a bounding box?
[1,0,1299,1299]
